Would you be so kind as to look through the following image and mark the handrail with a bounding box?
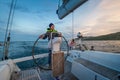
[13,53,48,63]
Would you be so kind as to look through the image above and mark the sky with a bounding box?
[0,0,120,41]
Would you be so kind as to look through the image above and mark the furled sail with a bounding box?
[56,0,88,19]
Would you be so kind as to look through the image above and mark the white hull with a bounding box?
[68,50,120,80]
[0,50,120,80]
[0,59,20,80]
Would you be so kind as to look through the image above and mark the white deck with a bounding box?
[0,50,120,80]
[70,50,120,80]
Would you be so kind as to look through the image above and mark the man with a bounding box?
[69,39,76,50]
[77,32,82,38]
[39,23,62,68]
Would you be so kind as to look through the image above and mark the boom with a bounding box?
[56,0,88,19]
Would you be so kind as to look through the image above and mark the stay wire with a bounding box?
[9,0,17,33]
[3,0,15,59]
[4,0,14,44]
[58,0,61,8]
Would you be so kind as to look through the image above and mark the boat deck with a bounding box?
[11,61,78,80]
[75,58,120,80]
[39,61,78,80]
[11,69,41,80]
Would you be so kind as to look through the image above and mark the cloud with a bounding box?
[5,2,30,13]
[91,0,120,36]
[83,14,120,36]
[0,20,5,24]
[0,20,6,30]
[15,5,30,13]
[99,0,120,10]
[0,0,61,41]
[11,30,38,41]
[75,0,120,36]
[12,24,40,35]
[55,21,64,25]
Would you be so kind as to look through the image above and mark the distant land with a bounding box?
[77,32,120,40]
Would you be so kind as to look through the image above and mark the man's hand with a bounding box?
[58,33,62,37]
[39,34,44,39]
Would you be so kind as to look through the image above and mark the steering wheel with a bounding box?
[32,36,69,70]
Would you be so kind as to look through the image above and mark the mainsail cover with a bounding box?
[57,0,88,19]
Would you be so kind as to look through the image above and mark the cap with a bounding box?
[49,23,54,27]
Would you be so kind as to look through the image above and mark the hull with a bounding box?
[68,50,120,80]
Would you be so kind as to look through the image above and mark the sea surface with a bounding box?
[0,41,67,70]
[0,40,120,70]
[82,40,120,53]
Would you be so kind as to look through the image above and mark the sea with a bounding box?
[0,41,67,70]
[0,40,120,70]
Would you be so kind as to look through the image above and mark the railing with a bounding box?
[13,51,67,63]
[13,53,48,63]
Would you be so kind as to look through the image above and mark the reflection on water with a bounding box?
[76,40,120,53]
[0,40,120,58]
[0,40,120,70]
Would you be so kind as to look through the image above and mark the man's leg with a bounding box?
[48,49,52,68]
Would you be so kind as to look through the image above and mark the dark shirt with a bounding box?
[43,28,60,40]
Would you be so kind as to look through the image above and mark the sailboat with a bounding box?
[0,0,120,80]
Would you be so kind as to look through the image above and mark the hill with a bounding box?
[83,32,120,40]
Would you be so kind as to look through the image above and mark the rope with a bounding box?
[72,11,74,39]
[3,0,14,60]
[3,0,17,60]
[62,36,69,59]
[4,0,14,44]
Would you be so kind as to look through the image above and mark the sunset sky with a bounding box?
[0,0,120,41]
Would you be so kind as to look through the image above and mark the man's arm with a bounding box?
[39,33,47,39]
[53,32,62,37]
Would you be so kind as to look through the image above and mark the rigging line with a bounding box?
[72,11,74,39]
[3,0,15,59]
[9,0,17,33]
[56,0,61,14]
[58,0,60,8]
[4,0,14,43]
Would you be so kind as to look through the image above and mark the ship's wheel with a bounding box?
[32,36,69,70]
